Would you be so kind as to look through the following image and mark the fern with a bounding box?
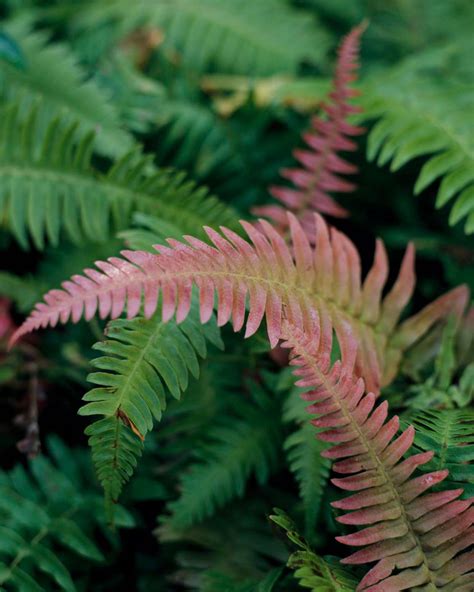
[0,104,237,248]
[0,19,132,158]
[254,22,366,237]
[405,409,474,497]
[0,436,133,591]
[79,302,222,516]
[12,212,469,394]
[281,320,474,591]
[56,0,331,75]
[270,508,359,591]
[361,56,474,233]
[166,381,283,528]
[157,499,287,586]
[283,384,331,537]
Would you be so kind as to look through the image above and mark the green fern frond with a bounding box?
[57,0,330,75]
[361,59,474,233]
[0,104,238,248]
[0,436,133,591]
[403,408,474,496]
[270,509,359,591]
[0,19,132,158]
[79,303,222,517]
[283,387,331,539]
[158,499,287,585]
[165,382,283,528]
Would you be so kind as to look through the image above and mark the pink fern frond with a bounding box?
[254,22,367,239]
[281,320,474,591]
[10,213,468,393]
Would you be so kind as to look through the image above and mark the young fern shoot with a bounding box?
[254,22,367,238]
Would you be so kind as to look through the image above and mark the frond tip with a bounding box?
[9,213,468,393]
[255,21,367,236]
[281,320,474,592]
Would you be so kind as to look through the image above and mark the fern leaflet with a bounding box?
[11,213,469,394]
[0,104,238,248]
[166,381,283,528]
[79,303,222,516]
[281,320,474,591]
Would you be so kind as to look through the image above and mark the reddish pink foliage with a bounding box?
[10,213,469,394]
[254,22,366,239]
[281,320,474,591]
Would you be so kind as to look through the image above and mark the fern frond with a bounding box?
[0,20,132,158]
[362,69,474,233]
[255,22,366,237]
[405,409,474,497]
[284,387,331,537]
[270,508,359,591]
[166,382,283,528]
[281,320,474,592]
[12,212,469,394]
[59,0,330,75]
[0,104,238,248]
[0,437,132,590]
[79,303,222,514]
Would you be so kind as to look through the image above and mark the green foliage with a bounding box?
[282,382,330,539]
[158,500,287,588]
[53,0,331,75]
[269,509,359,591]
[0,19,132,158]
[0,436,133,591]
[0,1,473,590]
[362,47,474,233]
[165,381,283,528]
[404,409,474,497]
[79,302,222,517]
[0,104,238,248]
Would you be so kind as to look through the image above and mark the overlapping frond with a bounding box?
[255,22,366,237]
[11,213,468,393]
[0,20,132,158]
[281,321,474,592]
[406,409,474,497]
[58,0,330,75]
[270,509,359,591]
[0,104,237,248]
[166,382,282,528]
[361,68,474,233]
[79,304,222,515]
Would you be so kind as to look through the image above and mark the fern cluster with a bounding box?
[1,2,473,591]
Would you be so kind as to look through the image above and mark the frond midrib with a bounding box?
[292,332,439,589]
[0,162,219,231]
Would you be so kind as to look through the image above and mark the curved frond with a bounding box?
[255,22,366,236]
[166,382,283,528]
[0,21,132,158]
[0,104,238,248]
[11,212,469,393]
[362,65,474,233]
[79,303,222,515]
[406,409,474,497]
[281,321,474,592]
[60,0,331,75]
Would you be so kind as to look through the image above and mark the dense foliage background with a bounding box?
[0,1,472,591]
